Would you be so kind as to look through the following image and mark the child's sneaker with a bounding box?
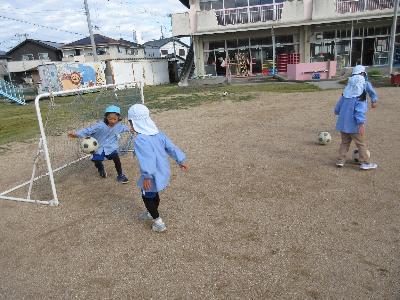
[152,218,166,232]
[336,161,345,168]
[360,163,378,170]
[138,211,153,221]
[117,174,129,184]
[98,168,107,178]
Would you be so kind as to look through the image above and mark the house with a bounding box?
[143,37,190,59]
[6,39,63,84]
[0,51,10,81]
[172,0,400,77]
[61,34,147,62]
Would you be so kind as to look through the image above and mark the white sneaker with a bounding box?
[152,218,166,232]
[138,211,153,221]
[360,163,378,170]
[336,162,344,168]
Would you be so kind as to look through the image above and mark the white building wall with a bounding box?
[110,60,169,86]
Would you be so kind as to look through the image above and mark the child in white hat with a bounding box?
[334,65,378,170]
[128,104,188,232]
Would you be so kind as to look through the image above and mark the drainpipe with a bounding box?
[389,0,399,74]
[272,26,276,74]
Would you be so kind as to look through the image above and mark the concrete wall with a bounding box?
[172,13,191,36]
[109,60,169,86]
[144,47,161,58]
[287,61,337,80]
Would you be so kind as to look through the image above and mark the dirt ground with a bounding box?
[0,88,399,299]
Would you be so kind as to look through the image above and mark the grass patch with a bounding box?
[0,82,319,145]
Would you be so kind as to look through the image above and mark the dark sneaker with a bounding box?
[117,174,129,184]
[98,168,107,178]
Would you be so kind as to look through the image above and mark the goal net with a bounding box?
[0,83,143,206]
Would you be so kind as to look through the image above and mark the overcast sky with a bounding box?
[0,0,188,51]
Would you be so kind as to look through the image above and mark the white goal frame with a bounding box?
[0,82,144,206]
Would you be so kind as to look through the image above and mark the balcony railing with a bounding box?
[336,0,396,14]
[214,3,284,26]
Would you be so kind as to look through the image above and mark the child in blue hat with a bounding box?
[68,105,131,183]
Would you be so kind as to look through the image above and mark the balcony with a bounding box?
[214,3,284,26]
[336,0,397,14]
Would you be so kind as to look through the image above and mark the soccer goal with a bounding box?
[0,82,144,206]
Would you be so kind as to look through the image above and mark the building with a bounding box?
[0,51,10,81]
[172,0,400,77]
[6,39,64,84]
[61,34,147,62]
[143,37,190,60]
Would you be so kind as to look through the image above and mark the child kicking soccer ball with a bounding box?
[127,104,188,232]
[334,65,378,170]
[68,105,132,183]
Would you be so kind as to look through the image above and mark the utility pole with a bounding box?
[388,0,399,74]
[84,0,98,61]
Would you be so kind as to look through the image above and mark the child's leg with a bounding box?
[141,192,160,219]
[337,132,352,164]
[111,154,123,176]
[92,152,106,178]
[351,133,371,164]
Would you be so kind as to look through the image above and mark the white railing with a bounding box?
[215,3,284,26]
[336,0,396,13]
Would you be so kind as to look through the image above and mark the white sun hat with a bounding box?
[128,104,159,135]
[352,65,366,75]
[343,74,366,98]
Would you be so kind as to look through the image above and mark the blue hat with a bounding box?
[105,105,121,114]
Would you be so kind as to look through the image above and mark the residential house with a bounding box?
[143,37,190,59]
[6,39,63,84]
[173,0,400,77]
[61,34,147,62]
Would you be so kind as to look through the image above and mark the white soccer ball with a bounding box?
[81,137,99,154]
[223,91,228,96]
[318,131,331,145]
[352,149,371,163]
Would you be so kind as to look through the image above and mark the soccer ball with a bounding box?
[81,137,99,154]
[318,132,331,145]
[352,149,371,163]
[222,91,228,96]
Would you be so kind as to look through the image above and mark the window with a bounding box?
[38,53,49,60]
[179,49,185,56]
[275,35,293,44]
[200,0,223,10]
[22,54,34,61]
[209,40,225,50]
[74,49,81,56]
[97,48,107,55]
[161,50,168,55]
[250,37,272,47]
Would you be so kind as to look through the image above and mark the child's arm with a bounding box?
[68,123,100,138]
[134,136,157,186]
[365,81,378,108]
[354,100,367,136]
[334,96,344,115]
[162,133,187,170]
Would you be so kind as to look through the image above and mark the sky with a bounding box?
[0,0,188,52]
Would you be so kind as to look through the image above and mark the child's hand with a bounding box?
[371,102,377,109]
[143,178,152,191]
[359,124,365,136]
[179,163,188,172]
[68,132,77,138]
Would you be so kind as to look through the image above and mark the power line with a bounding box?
[0,15,85,36]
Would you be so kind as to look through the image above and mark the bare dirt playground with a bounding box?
[0,88,399,299]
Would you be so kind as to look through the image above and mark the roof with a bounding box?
[179,0,189,8]
[63,34,140,48]
[143,37,189,49]
[6,39,64,55]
